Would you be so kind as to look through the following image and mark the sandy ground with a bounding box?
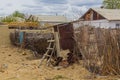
[0,26,119,80]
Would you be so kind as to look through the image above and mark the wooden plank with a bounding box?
[54,32,61,57]
[47,40,55,42]
[47,48,54,50]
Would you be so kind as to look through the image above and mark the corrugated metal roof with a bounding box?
[35,15,68,22]
[92,8,120,21]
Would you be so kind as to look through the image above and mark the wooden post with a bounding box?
[54,32,61,57]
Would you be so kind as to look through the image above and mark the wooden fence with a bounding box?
[75,26,120,75]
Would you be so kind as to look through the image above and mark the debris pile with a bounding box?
[10,30,53,56]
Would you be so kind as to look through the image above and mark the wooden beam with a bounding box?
[54,32,61,57]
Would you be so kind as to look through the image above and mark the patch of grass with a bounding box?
[5,77,19,80]
[52,75,70,80]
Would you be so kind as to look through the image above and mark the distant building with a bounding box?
[77,8,120,28]
[35,15,68,27]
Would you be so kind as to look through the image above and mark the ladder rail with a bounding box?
[46,43,56,66]
[38,35,56,67]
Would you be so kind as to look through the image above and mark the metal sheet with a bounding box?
[54,23,74,50]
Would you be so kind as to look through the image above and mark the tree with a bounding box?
[12,11,25,18]
[1,16,17,23]
[1,11,25,23]
[103,0,120,9]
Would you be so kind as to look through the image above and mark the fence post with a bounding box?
[54,32,61,57]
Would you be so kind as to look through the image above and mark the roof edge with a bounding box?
[80,8,107,20]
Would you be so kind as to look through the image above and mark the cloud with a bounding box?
[0,0,103,20]
[40,0,68,4]
[68,0,102,5]
[0,0,35,16]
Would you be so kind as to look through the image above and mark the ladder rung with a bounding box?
[47,48,54,50]
[90,51,96,53]
[88,31,94,34]
[47,40,55,42]
[44,54,51,57]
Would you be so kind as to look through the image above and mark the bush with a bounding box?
[1,16,17,23]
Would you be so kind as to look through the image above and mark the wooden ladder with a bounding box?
[38,37,55,67]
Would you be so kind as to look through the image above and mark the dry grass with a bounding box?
[0,25,118,80]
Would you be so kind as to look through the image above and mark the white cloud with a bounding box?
[0,0,103,20]
[0,0,35,16]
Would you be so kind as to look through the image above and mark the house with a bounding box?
[77,8,120,28]
[35,15,68,27]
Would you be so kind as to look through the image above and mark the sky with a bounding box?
[0,0,103,20]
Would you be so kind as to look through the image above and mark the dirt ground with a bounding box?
[0,26,119,80]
